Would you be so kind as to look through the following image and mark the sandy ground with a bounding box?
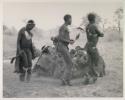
[3,41,123,98]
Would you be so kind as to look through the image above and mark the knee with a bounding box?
[28,60,32,67]
[29,63,32,67]
[27,68,31,74]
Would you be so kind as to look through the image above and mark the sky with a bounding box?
[3,0,122,31]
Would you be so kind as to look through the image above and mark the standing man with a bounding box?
[85,13,104,81]
[56,14,75,86]
[15,20,36,82]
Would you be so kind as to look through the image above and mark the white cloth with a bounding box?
[25,31,32,40]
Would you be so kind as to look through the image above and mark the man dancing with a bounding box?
[56,14,75,86]
[84,13,104,83]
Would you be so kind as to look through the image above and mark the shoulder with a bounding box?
[88,23,97,30]
[86,24,90,31]
[86,24,89,29]
[18,27,26,35]
[60,24,68,30]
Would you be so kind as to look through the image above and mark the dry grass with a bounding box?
[3,30,123,97]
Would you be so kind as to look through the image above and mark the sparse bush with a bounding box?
[104,29,123,42]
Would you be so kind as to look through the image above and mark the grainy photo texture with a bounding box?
[3,0,123,98]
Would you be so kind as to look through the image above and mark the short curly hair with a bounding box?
[27,19,35,24]
[87,13,96,22]
[64,14,71,22]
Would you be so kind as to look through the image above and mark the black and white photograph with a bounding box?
[2,0,124,98]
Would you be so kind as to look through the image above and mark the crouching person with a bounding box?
[15,20,36,82]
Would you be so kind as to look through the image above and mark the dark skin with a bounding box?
[26,24,35,32]
[64,17,75,44]
[65,17,72,25]
[89,19,104,37]
[18,23,35,55]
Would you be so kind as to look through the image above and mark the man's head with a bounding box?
[87,13,96,23]
[26,20,35,30]
[64,14,72,25]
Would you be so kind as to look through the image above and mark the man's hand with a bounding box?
[99,33,104,37]
[77,27,84,31]
[70,39,75,45]
[19,49,24,55]
[51,36,58,42]
[51,36,55,41]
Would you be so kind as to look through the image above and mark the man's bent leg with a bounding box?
[57,44,73,86]
[92,48,99,66]
[62,48,73,86]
